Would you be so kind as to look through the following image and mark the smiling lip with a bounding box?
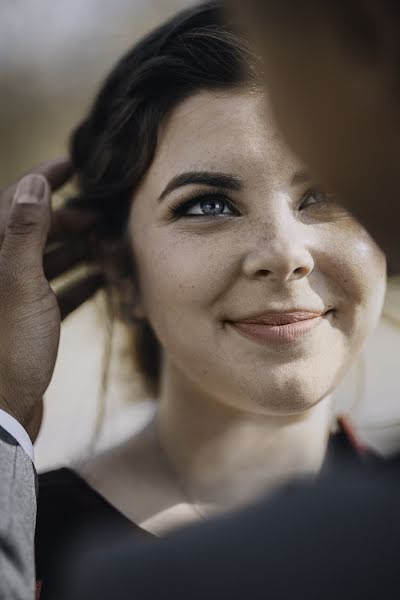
[229,311,327,344]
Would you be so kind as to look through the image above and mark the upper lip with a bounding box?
[231,310,327,326]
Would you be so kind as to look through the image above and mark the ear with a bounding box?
[99,238,147,322]
[117,276,147,322]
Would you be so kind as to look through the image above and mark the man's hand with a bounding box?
[0,159,103,438]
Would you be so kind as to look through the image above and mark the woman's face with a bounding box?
[129,89,386,414]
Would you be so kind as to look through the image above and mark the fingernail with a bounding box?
[15,174,46,204]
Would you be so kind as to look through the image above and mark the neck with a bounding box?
[156,362,333,514]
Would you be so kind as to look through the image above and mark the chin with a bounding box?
[226,372,334,417]
[256,390,325,416]
[254,394,325,417]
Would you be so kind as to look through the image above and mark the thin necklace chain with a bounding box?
[152,422,208,521]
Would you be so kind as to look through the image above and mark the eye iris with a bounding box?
[313,191,325,203]
[307,191,328,206]
[200,198,225,215]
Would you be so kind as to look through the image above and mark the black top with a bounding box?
[35,422,376,599]
[35,468,152,599]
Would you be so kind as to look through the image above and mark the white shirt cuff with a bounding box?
[0,408,34,463]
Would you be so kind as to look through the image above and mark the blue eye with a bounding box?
[186,197,233,216]
[170,192,238,218]
[300,190,333,209]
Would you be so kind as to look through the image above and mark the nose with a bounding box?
[242,227,314,283]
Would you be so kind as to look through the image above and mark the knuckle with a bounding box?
[7,214,41,236]
[7,222,38,237]
[9,202,44,229]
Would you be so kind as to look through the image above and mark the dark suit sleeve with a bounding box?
[0,426,38,600]
[66,465,400,600]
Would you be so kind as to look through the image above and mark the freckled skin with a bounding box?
[129,90,386,415]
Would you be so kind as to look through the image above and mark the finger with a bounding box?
[48,204,98,243]
[0,200,97,250]
[44,240,90,281]
[27,157,72,191]
[58,272,105,321]
[1,194,98,249]
[0,174,51,271]
[1,158,72,207]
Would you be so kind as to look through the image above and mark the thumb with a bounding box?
[1,174,51,272]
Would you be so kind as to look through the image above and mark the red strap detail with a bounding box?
[36,580,43,600]
[337,415,370,458]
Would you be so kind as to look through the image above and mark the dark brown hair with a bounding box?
[70,1,257,395]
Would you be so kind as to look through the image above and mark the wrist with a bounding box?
[0,408,35,462]
[26,398,44,443]
[0,391,38,436]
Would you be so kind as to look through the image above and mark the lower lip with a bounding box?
[230,316,324,344]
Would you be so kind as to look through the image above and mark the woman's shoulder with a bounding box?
[35,467,150,592]
[76,423,178,527]
[37,466,137,532]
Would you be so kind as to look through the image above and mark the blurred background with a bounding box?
[1,0,400,472]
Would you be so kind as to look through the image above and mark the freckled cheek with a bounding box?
[133,233,235,315]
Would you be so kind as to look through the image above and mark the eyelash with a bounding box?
[168,189,239,218]
[168,188,332,219]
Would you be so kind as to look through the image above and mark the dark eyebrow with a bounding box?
[158,171,243,202]
[291,170,312,187]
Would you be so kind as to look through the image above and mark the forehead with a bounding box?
[140,89,300,190]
